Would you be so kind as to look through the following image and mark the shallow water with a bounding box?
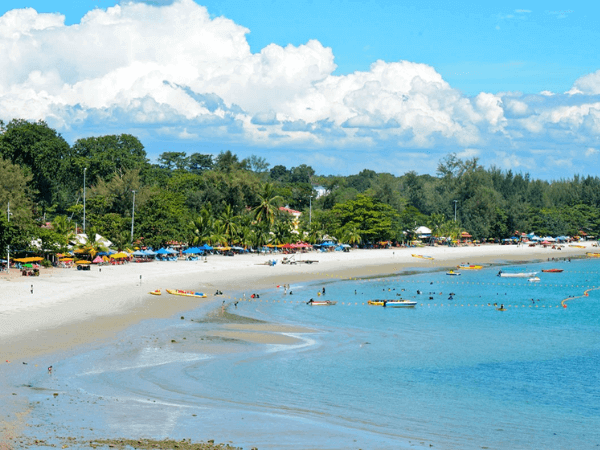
[8,258,600,449]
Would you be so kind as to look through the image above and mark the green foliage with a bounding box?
[136,190,189,248]
[4,119,600,251]
[71,134,148,184]
[330,194,398,243]
[0,119,71,211]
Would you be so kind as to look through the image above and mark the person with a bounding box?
[383,300,387,308]
[322,287,326,295]
[48,366,52,374]
[289,291,293,295]
[307,298,314,305]
[500,304,505,310]
[234,301,238,308]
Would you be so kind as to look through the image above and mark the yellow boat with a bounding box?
[412,254,434,260]
[570,245,585,248]
[458,264,483,270]
[149,289,162,296]
[586,252,600,257]
[166,289,207,298]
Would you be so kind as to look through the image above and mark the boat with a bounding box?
[166,289,207,298]
[412,254,434,260]
[446,270,461,276]
[385,300,417,308]
[570,245,586,248]
[497,271,538,278]
[586,252,600,258]
[541,269,563,273]
[149,289,162,296]
[368,300,417,307]
[458,264,483,270]
[528,277,541,282]
[307,299,336,306]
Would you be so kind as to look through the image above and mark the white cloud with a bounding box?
[568,70,600,95]
[0,0,600,180]
[585,147,598,157]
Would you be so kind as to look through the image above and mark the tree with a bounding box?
[136,191,189,248]
[158,152,188,171]
[190,206,214,245]
[71,134,148,184]
[0,157,34,223]
[330,194,398,243]
[253,183,283,229]
[188,153,213,174]
[0,119,71,211]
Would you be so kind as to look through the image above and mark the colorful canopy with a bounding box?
[13,257,44,262]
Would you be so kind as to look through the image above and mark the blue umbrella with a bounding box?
[155,248,170,255]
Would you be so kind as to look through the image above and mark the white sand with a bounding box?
[1,243,594,349]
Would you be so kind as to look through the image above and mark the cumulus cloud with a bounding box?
[0,0,599,179]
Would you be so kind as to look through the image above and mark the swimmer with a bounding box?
[48,366,52,374]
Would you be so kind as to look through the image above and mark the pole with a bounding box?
[131,190,136,244]
[83,167,87,235]
[309,196,312,226]
[454,200,458,222]
[6,201,10,274]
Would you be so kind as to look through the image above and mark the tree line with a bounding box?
[1,118,600,257]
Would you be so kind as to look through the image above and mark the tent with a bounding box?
[133,250,146,257]
[198,244,213,251]
[92,256,103,263]
[415,226,432,235]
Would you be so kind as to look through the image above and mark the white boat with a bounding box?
[386,300,417,308]
[528,277,541,282]
[497,271,538,278]
[307,299,337,306]
[369,299,417,308]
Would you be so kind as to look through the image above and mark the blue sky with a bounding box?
[1,0,599,179]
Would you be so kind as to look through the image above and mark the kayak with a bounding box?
[148,289,162,296]
[166,289,207,298]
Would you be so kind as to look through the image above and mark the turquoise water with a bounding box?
[10,258,600,449]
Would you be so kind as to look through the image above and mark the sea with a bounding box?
[5,256,600,450]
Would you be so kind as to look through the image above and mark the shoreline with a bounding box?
[1,243,598,450]
[0,243,594,363]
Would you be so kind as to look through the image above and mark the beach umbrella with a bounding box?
[133,250,146,256]
[155,248,170,255]
[92,256,103,263]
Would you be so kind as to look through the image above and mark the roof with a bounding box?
[279,206,301,215]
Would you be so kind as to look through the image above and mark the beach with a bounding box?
[1,242,598,449]
[1,243,592,355]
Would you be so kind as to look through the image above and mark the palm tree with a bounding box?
[272,220,291,245]
[52,215,75,246]
[306,222,324,244]
[210,221,228,246]
[251,225,270,251]
[190,207,214,245]
[219,204,239,244]
[341,225,362,246]
[75,227,109,259]
[253,183,283,229]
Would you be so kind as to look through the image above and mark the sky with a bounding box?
[1,0,599,180]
